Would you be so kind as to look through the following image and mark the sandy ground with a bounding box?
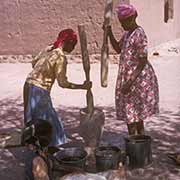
[1,39,180,179]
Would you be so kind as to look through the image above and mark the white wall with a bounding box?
[130,0,180,47]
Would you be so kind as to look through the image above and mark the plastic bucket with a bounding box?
[125,135,152,168]
[95,146,121,171]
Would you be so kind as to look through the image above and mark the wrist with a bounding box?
[80,84,85,89]
[69,83,76,89]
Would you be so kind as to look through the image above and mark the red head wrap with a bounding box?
[53,29,77,49]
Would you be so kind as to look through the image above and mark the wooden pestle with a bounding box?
[78,24,94,116]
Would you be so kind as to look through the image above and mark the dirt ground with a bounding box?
[0,39,180,179]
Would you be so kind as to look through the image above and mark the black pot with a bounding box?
[54,147,87,170]
[95,146,121,171]
[125,135,152,169]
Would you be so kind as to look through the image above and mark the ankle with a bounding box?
[127,122,137,135]
[136,121,145,135]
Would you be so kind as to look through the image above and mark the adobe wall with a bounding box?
[0,0,128,56]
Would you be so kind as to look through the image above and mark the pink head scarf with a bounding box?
[115,4,137,21]
[53,29,77,49]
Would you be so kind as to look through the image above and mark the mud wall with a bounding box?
[0,0,128,56]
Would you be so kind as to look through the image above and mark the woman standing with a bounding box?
[105,4,159,135]
[23,29,92,146]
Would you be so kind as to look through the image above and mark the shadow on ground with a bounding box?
[0,97,180,179]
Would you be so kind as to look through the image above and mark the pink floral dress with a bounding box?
[115,26,159,124]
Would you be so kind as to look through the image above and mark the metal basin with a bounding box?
[95,146,121,171]
[54,147,87,169]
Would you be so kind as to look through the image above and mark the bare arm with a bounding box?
[32,157,49,180]
[106,26,122,54]
[55,55,91,90]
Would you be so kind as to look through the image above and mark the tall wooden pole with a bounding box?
[78,25,94,116]
[101,0,113,87]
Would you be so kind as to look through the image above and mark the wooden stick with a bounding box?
[78,25,94,115]
[101,0,113,87]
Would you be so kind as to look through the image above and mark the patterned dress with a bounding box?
[115,26,159,124]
